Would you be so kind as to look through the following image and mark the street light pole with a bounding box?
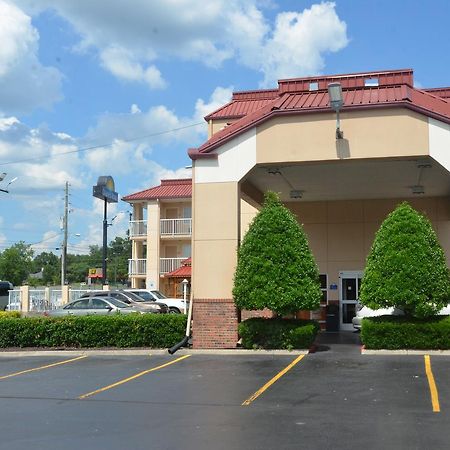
[61,181,69,286]
[0,175,18,194]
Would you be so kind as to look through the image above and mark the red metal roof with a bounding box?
[122,179,192,201]
[423,87,450,100]
[165,257,191,278]
[190,69,450,159]
[205,89,279,120]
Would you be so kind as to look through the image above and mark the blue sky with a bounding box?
[0,0,449,256]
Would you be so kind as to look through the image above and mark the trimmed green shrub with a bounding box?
[360,202,450,318]
[0,311,21,319]
[0,314,186,348]
[238,318,319,349]
[361,315,450,349]
[233,191,321,315]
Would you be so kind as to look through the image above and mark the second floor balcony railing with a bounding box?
[160,218,192,236]
[129,220,147,238]
[160,257,185,274]
[128,258,147,276]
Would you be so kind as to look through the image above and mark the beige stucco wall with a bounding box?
[193,182,239,298]
[256,108,429,164]
[288,196,450,302]
[210,119,236,138]
[240,198,259,238]
[192,107,450,310]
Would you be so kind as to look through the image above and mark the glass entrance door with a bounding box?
[339,271,363,331]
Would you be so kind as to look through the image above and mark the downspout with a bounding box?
[168,294,193,354]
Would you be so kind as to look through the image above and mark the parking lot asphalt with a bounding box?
[0,333,449,450]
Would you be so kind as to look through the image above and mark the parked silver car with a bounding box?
[45,297,145,316]
[125,289,188,314]
[78,290,169,314]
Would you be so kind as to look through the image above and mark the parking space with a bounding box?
[0,351,449,449]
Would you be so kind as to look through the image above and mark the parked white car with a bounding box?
[352,303,450,330]
[125,289,188,314]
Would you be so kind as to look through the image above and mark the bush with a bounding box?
[360,202,450,318]
[238,318,319,350]
[360,316,450,349]
[0,311,21,319]
[0,314,186,348]
[233,191,321,315]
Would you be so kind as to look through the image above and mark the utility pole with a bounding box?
[61,181,69,286]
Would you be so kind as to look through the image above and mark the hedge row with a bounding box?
[238,318,319,350]
[0,314,187,348]
[361,316,450,349]
[0,311,21,319]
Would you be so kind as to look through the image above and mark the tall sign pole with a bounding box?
[93,176,118,285]
[102,198,108,286]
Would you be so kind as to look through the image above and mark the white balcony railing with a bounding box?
[160,257,185,274]
[128,258,147,275]
[160,218,192,236]
[129,220,147,238]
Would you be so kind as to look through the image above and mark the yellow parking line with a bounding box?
[424,355,440,413]
[79,354,191,399]
[242,354,305,406]
[0,355,87,380]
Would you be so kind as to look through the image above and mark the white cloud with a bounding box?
[0,0,63,114]
[258,2,349,86]
[194,86,233,121]
[100,46,166,89]
[15,1,348,89]
[82,86,231,176]
[0,118,83,192]
[130,104,141,115]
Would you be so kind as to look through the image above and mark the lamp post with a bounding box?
[0,174,18,193]
[182,278,189,314]
[328,82,344,139]
[93,176,118,285]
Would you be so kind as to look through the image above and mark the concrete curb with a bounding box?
[0,348,309,357]
[362,348,450,355]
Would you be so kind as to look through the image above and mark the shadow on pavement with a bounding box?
[310,331,362,353]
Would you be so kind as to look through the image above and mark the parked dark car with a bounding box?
[78,290,169,313]
[0,281,13,311]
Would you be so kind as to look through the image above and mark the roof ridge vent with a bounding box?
[278,69,414,94]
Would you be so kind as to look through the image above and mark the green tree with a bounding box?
[32,252,60,285]
[0,242,34,285]
[233,191,321,316]
[107,236,131,283]
[360,202,450,318]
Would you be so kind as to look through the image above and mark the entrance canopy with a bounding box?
[243,157,450,204]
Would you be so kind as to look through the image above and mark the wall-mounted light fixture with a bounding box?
[267,167,282,176]
[411,185,425,195]
[328,82,344,139]
[290,190,303,199]
[411,160,431,195]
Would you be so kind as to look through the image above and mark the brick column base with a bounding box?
[192,298,238,349]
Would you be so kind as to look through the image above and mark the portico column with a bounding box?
[146,201,160,290]
[192,181,240,348]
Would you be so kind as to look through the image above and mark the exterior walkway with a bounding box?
[312,331,362,354]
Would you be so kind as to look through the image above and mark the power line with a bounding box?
[0,121,204,167]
